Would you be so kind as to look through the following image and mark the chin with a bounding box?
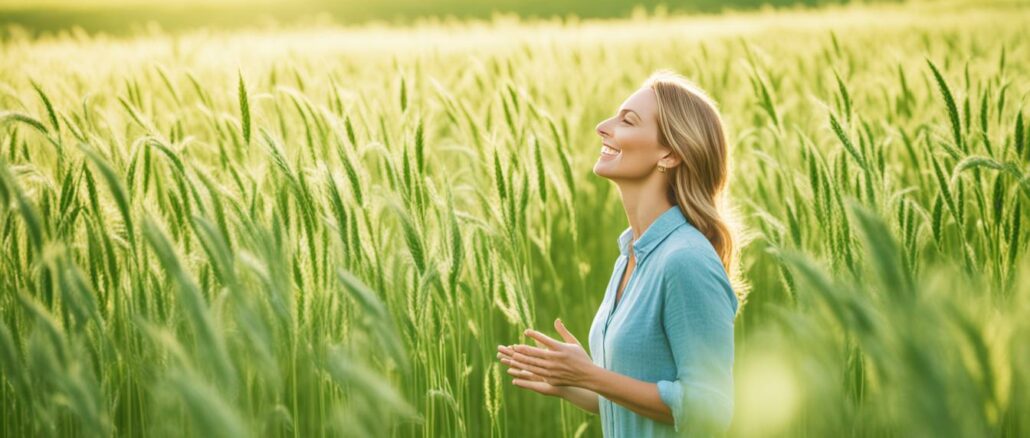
[594,161,652,182]
[592,163,614,180]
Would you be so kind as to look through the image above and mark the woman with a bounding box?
[496,69,743,437]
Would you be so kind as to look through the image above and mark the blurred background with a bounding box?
[1,0,1027,437]
[0,0,901,36]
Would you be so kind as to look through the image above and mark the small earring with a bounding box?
[657,164,666,173]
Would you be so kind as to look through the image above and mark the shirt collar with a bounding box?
[617,205,688,262]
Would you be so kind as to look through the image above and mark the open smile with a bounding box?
[601,143,621,156]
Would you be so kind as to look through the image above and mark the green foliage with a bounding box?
[0,1,1027,437]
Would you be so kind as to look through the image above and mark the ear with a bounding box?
[660,150,682,169]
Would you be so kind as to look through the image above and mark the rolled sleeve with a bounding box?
[656,247,737,436]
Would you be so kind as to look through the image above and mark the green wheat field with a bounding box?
[0,0,1028,436]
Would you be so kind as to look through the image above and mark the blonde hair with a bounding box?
[644,69,751,302]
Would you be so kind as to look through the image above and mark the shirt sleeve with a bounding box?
[655,246,738,436]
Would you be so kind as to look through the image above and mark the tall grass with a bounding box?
[1,0,1028,436]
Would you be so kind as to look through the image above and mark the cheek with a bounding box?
[611,132,631,152]
[616,129,655,157]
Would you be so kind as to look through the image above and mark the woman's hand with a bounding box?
[497,345,566,397]
[500,318,599,388]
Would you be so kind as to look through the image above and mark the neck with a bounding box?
[614,174,675,243]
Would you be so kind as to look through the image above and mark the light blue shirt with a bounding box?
[588,205,738,437]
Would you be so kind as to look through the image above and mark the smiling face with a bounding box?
[592,87,679,181]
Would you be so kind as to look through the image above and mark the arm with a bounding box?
[582,366,673,423]
[498,344,600,414]
[653,248,738,434]
[559,386,600,414]
[503,275,737,434]
[501,342,667,420]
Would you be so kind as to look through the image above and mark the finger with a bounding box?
[497,345,520,361]
[506,352,550,371]
[500,355,528,370]
[503,356,551,377]
[554,318,580,345]
[512,343,560,359]
[515,367,547,382]
[506,367,535,379]
[524,328,562,349]
[498,356,531,373]
[512,378,553,394]
[504,362,546,382]
[502,362,543,383]
[510,349,554,369]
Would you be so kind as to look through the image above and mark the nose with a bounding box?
[595,117,611,139]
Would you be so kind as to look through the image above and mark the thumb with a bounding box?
[554,318,579,345]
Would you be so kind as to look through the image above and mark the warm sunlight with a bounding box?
[1,0,1026,437]
[736,350,802,436]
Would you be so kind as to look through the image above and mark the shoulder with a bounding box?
[652,224,723,275]
[654,225,738,314]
